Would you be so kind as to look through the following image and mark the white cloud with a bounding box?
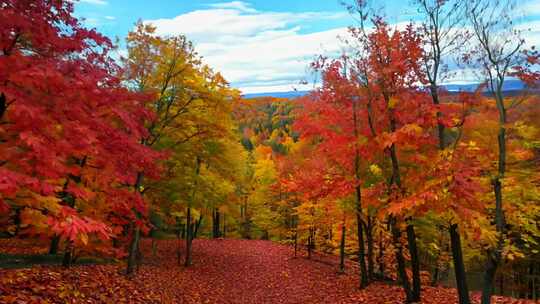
[142,1,540,94]
[104,16,116,20]
[208,1,257,13]
[144,1,350,94]
[78,0,108,5]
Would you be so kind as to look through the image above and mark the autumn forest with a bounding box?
[1,0,539,303]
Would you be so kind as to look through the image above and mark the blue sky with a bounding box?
[75,0,540,93]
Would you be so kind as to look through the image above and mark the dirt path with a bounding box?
[151,239,360,303]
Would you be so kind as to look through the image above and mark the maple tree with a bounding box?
[0,0,160,267]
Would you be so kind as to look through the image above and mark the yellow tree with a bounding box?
[123,21,242,272]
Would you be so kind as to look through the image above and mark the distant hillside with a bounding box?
[242,90,309,99]
[242,79,533,99]
[444,79,526,92]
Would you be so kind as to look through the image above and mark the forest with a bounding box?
[0,0,539,303]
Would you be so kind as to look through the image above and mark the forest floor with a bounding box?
[0,238,535,303]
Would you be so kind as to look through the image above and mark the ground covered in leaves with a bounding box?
[0,239,535,303]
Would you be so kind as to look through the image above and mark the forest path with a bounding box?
[2,239,521,303]
[144,239,362,303]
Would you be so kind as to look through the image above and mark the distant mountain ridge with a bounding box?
[242,79,531,99]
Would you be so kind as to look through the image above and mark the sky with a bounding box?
[74,0,540,94]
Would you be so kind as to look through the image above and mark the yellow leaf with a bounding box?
[369,164,382,176]
[388,97,398,109]
[80,233,88,246]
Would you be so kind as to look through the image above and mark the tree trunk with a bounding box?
[193,216,202,239]
[406,224,421,302]
[482,92,507,303]
[152,238,157,258]
[242,196,250,239]
[527,262,532,299]
[223,214,226,238]
[482,252,498,304]
[432,262,440,286]
[391,217,413,303]
[367,216,374,280]
[126,223,141,275]
[13,208,21,236]
[49,235,60,255]
[0,93,6,120]
[339,221,346,274]
[176,218,182,264]
[184,156,200,267]
[428,67,470,302]
[213,208,220,238]
[450,224,470,304]
[355,186,369,289]
[126,172,143,275]
[62,241,73,267]
[181,222,186,239]
[386,103,421,301]
[185,207,192,267]
[378,230,385,277]
[352,92,369,289]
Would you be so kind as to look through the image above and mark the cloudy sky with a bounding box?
[75,0,540,94]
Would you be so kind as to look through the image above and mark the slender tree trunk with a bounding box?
[367,216,375,280]
[127,224,141,274]
[481,231,501,304]
[406,224,421,302]
[430,84,446,151]
[223,214,226,238]
[378,229,385,277]
[62,241,73,267]
[212,209,216,237]
[151,237,157,257]
[185,207,192,267]
[126,172,144,275]
[432,262,440,286]
[49,235,60,255]
[0,93,6,120]
[527,262,534,300]
[450,224,470,304]
[352,90,369,289]
[430,68,470,304]
[193,216,202,239]
[386,107,415,300]
[391,217,413,303]
[213,208,220,238]
[339,220,346,274]
[482,93,507,304]
[176,219,182,264]
[242,196,250,239]
[356,185,368,289]
[13,208,21,236]
[184,157,201,267]
[181,222,186,239]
